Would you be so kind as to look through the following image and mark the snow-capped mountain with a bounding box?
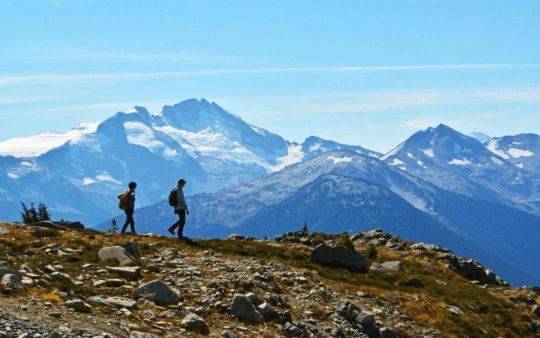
[0,99,377,225]
[96,150,540,286]
[485,134,540,173]
[381,124,540,215]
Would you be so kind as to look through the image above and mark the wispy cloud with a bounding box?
[2,64,540,87]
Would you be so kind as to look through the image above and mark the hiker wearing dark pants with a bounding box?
[168,179,189,239]
[121,181,137,234]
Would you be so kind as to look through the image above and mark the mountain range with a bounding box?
[0,99,378,225]
[2,98,540,286]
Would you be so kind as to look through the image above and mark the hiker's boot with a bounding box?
[167,227,175,235]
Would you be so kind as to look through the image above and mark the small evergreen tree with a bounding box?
[301,221,309,234]
[29,202,39,224]
[38,203,51,221]
[21,202,31,224]
[110,218,118,233]
[21,202,52,224]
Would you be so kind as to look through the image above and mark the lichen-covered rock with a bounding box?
[64,300,92,312]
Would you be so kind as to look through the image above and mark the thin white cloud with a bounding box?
[2,64,540,87]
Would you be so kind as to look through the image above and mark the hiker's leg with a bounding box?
[129,210,136,233]
[177,209,186,238]
[121,210,130,233]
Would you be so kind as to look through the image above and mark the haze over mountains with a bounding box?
[2,98,540,286]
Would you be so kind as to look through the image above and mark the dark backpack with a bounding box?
[118,190,130,210]
[168,187,178,207]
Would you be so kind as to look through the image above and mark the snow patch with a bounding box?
[448,159,471,165]
[83,178,96,185]
[0,122,100,158]
[21,161,32,166]
[407,153,415,158]
[388,159,405,166]
[124,122,166,152]
[507,148,534,158]
[125,108,138,114]
[417,161,427,169]
[399,167,407,170]
[422,148,434,158]
[7,172,18,179]
[309,143,321,152]
[273,145,304,171]
[491,156,504,165]
[515,163,524,169]
[327,155,353,164]
[486,139,510,159]
[513,141,522,145]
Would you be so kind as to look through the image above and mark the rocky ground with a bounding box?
[0,222,539,338]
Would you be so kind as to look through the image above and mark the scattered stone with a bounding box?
[443,305,464,316]
[63,300,92,312]
[121,240,141,259]
[281,322,302,337]
[181,313,210,333]
[87,295,137,309]
[533,305,540,317]
[356,311,375,325]
[1,274,23,291]
[310,244,370,271]
[130,332,161,338]
[98,246,138,266]
[227,234,245,240]
[108,266,141,279]
[369,261,402,273]
[229,294,263,324]
[133,280,181,304]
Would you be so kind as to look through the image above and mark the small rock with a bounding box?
[133,280,181,304]
[281,322,302,337]
[356,311,375,325]
[64,300,92,312]
[406,278,424,287]
[228,294,263,324]
[443,305,464,316]
[181,313,210,333]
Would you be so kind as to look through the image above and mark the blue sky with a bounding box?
[1,0,539,153]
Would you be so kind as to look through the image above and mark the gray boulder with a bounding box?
[108,266,141,279]
[122,240,141,259]
[64,300,92,312]
[181,313,210,333]
[87,295,137,309]
[227,234,245,240]
[281,322,302,337]
[369,261,402,273]
[311,244,370,271]
[356,311,375,325]
[50,272,83,285]
[380,327,402,338]
[0,268,23,278]
[1,274,23,291]
[133,280,181,304]
[98,246,138,266]
[228,294,263,324]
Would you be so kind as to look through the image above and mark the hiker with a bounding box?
[168,179,189,239]
[120,181,137,234]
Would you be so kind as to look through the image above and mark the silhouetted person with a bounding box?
[168,179,189,239]
[121,181,137,234]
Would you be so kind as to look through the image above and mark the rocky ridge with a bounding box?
[0,222,539,337]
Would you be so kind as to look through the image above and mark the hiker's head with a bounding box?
[129,182,137,190]
[178,179,187,187]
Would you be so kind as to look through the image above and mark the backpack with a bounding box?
[118,190,130,210]
[168,187,178,207]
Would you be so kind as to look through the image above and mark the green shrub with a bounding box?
[336,232,355,250]
[31,229,59,238]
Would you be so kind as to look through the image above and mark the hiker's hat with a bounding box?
[178,179,187,185]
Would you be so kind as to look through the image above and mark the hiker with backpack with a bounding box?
[118,181,137,234]
[167,179,189,239]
